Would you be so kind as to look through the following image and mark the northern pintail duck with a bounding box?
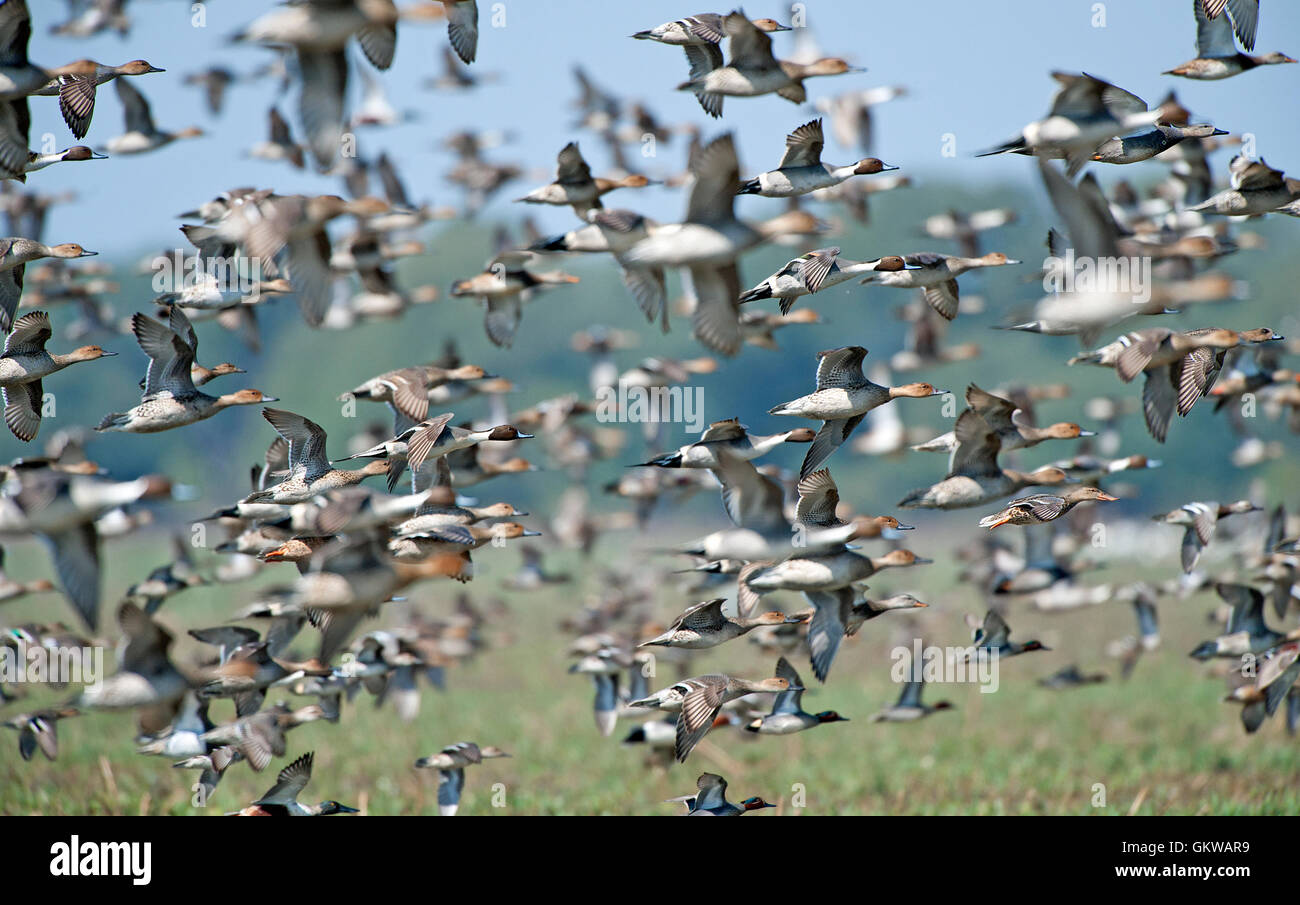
[340,413,531,492]
[414,741,510,815]
[633,13,790,117]
[769,346,944,478]
[739,247,911,313]
[745,656,847,734]
[1224,641,1300,733]
[235,0,399,168]
[638,417,814,468]
[739,118,895,198]
[202,702,327,771]
[450,250,580,348]
[244,409,391,504]
[638,598,804,649]
[7,145,107,181]
[1038,664,1108,689]
[978,486,1117,529]
[899,410,1073,510]
[844,592,929,637]
[74,601,189,711]
[1155,499,1261,573]
[969,609,1049,658]
[629,671,792,762]
[1071,325,1282,441]
[911,383,1093,457]
[1191,582,1299,659]
[515,142,653,216]
[0,238,96,332]
[1188,156,1300,216]
[858,251,1017,321]
[667,772,775,815]
[677,12,860,107]
[0,311,115,441]
[248,107,305,169]
[96,307,277,433]
[978,72,1166,170]
[34,58,165,139]
[233,751,359,816]
[103,79,202,155]
[1091,123,1228,165]
[4,706,79,760]
[1165,0,1293,80]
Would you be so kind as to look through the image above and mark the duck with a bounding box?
[1188,156,1300,216]
[633,13,789,117]
[1038,664,1108,689]
[969,609,1050,658]
[231,751,358,816]
[1191,583,1297,659]
[1091,123,1229,164]
[638,418,815,468]
[1165,0,1293,80]
[1224,641,1300,733]
[858,251,1018,320]
[667,772,775,815]
[738,119,896,198]
[677,12,860,107]
[638,598,805,650]
[0,239,97,332]
[450,250,580,348]
[899,410,1074,510]
[514,142,653,216]
[629,672,792,762]
[103,79,203,155]
[978,486,1118,529]
[1154,500,1261,573]
[977,72,1165,169]
[7,145,107,181]
[844,593,929,637]
[917,386,1093,460]
[414,741,511,816]
[33,59,165,139]
[870,670,953,722]
[247,107,305,169]
[341,413,531,492]
[387,520,540,562]
[0,311,115,442]
[174,745,241,803]
[745,656,847,734]
[201,702,327,771]
[96,308,277,434]
[243,409,390,504]
[4,707,79,761]
[739,247,912,313]
[769,346,944,478]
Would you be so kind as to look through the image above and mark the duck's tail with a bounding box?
[1188,641,1218,661]
[94,411,130,432]
[738,283,772,304]
[736,177,762,195]
[897,487,930,509]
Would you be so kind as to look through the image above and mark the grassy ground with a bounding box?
[2,526,1296,817]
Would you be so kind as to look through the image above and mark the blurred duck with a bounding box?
[450,250,580,348]
[638,598,805,649]
[1165,0,1293,80]
[414,741,511,816]
[1154,499,1261,573]
[1191,582,1297,659]
[737,119,896,198]
[638,417,814,468]
[515,142,653,216]
[102,80,203,155]
[911,383,1093,457]
[1189,156,1300,216]
[739,247,911,313]
[628,672,792,761]
[968,609,1050,658]
[870,669,953,722]
[0,311,115,442]
[859,251,1017,321]
[4,707,79,761]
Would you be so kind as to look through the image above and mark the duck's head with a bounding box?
[1238,327,1283,343]
[931,701,955,711]
[877,549,932,567]
[493,457,537,474]
[317,801,360,815]
[175,126,205,139]
[70,345,116,361]
[980,252,1017,265]
[62,146,108,162]
[1046,421,1093,438]
[853,158,897,175]
[493,523,542,540]
[225,389,278,405]
[121,60,166,75]
[893,382,945,398]
[1028,466,1072,486]
[207,362,246,377]
[1068,486,1118,503]
[51,244,97,259]
[361,460,392,476]
[1258,52,1298,64]
[1020,640,1050,653]
[754,611,793,626]
[479,502,528,518]
[487,424,533,441]
[752,18,791,32]
[807,58,862,76]
[480,746,512,759]
[879,593,928,611]
[874,255,908,271]
[785,427,817,442]
[815,710,848,724]
[741,796,777,811]
[449,364,490,380]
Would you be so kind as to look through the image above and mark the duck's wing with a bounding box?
[675,676,726,761]
[692,772,729,810]
[1221,582,1266,635]
[1221,0,1258,51]
[375,152,410,207]
[1115,329,1175,382]
[801,416,865,480]
[798,247,840,294]
[297,48,347,169]
[699,417,747,443]
[778,118,825,168]
[1235,158,1287,192]
[685,133,740,225]
[446,0,479,65]
[4,310,51,354]
[683,43,725,117]
[41,524,100,630]
[0,0,30,69]
[770,655,805,714]
[677,597,729,632]
[688,263,742,357]
[116,78,156,136]
[723,11,778,71]
[713,454,786,534]
[1174,347,1219,416]
[979,609,1012,648]
[795,468,841,527]
[356,17,397,70]
[1007,494,1069,522]
[262,408,331,479]
[1140,367,1177,443]
[554,141,593,186]
[949,409,1002,478]
[379,368,430,423]
[404,412,457,473]
[1195,0,1241,57]
[2,379,41,442]
[805,588,852,682]
[814,345,868,390]
[254,750,313,806]
[897,677,924,708]
[483,294,522,348]
[58,75,98,140]
[965,383,1017,433]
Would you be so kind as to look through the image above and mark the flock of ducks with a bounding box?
[1,0,1299,816]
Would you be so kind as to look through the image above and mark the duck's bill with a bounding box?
[259,396,281,403]
[911,556,935,564]
[893,522,915,530]
[334,804,360,814]
[78,250,99,257]
[98,350,119,356]
[1097,493,1119,501]
[89,150,109,160]
[515,432,535,439]
[1076,429,1097,437]
[522,529,543,537]
[928,388,949,396]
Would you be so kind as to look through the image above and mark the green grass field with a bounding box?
[3,531,1295,817]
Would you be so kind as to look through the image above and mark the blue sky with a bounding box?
[22,0,1300,256]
